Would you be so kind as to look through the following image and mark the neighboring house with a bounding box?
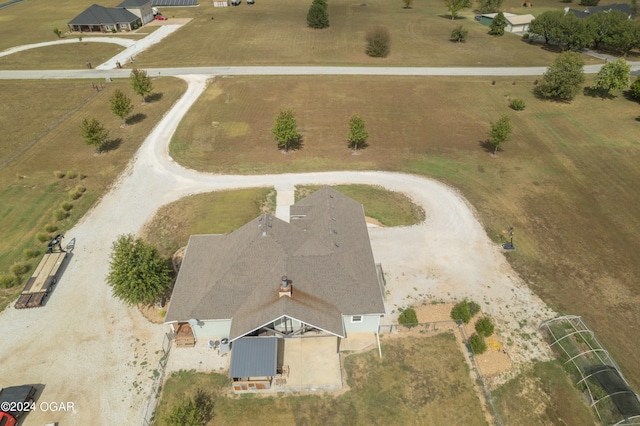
[67,3,146,33]
[164,186,386,390]
[566,3,632,19]
[477,12,535,33]
[117,0,154,25]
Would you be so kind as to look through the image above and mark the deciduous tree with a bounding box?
[605,19,640,55]
[53,28,62,38]
[403,0,413,8]
[487,114,512,155]
[586,10,628,49]
[629,76,640,100]
[556,13,591,51]
[165,389,214,426]
[478,0,503,13]
[109,89,134,126]
[80,117,109,152]
[347,115,369,151]
[536,51,585,101]
[529,10,563,44]
[593,58,630,97]
[444,0,471,20]
[130,68,153,104]
[107,234,171,306]
[271,109,301,152]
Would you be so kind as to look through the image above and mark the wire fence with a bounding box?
[142,333,174,426]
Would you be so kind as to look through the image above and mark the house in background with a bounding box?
[477,12,535,33]
[565,3,632,19]
[67,0,153,33]
[164,186,386,391]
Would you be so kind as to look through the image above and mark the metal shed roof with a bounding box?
[229,337,277,378]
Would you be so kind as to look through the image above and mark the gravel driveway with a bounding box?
[0,75,554,425]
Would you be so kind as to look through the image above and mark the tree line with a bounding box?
[529,10,640,55]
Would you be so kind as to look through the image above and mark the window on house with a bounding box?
[351,315,363,323]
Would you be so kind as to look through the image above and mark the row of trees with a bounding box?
[529,10,640,54]
[80,69,154,152]
[271,110,369,152]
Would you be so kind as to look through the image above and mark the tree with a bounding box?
[444,0,471,20]
[586,10,628,49]
[307,0,329,29]
[580,0,599,6]
[451,300,479,324]
[604,19,640,55]
[593,58,630,97]
[469,334,488,354]
[487,114,512,155]
[365,26,391,57]
[80,117,110,152]
[450,25,468,42]
[556,13,591,51]
[107,234,172,306]
[130,68,153,104]
[271,109,301,152]
[478,0,503,13]
[53,28,62,38]
[529,10,563,44]
[165,390,213,426]
[536,51,585,101]
[489,12,507,36]
[110,89,134,126]
[403,0,413,8]
[347,115,369,151]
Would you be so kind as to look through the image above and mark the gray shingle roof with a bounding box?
[568,3,632,18]
[165,187,385,340]
[117,0,150,7]
[67,4,138,26]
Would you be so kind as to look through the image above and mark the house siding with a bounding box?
[343,314,381,334]
[193,319,232,340]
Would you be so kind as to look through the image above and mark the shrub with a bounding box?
[44,224,58,233]
[0,274,19,289]
[468,300,480,316]
[522,33,529,40]
[469,334,488,354]
[67,171,78,179]
[398,306,418,328]
[365,26,391,58]
[79,173,87,180]
[510,98,526,110]
[10,262,30,277]
[54,209,69,221]
[75,185,87,193]
[630,77,640,100]
[53,170,65,178]
[61,202,73,212]
[36,232,49,242]
[24,249,41,259]
[475,317,495,337]
[450,25,468,43]
[69,190,81,200]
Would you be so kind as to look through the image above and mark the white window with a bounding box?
[351,315,363,323]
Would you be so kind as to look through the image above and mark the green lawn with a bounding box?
[0,42,122,70]
[154,333,487,425]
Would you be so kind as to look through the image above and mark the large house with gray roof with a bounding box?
[165,186,386,389]
[67,0,153,33]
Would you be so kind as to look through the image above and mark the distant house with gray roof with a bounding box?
[67,0,153,33]
[164,186,386,389]
[566,3,632,19]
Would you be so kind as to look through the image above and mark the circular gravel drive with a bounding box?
[0,75,554,425]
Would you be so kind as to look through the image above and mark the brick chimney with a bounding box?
[279,276,292,298]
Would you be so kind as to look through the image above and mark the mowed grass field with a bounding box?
[134,0,602,67]
[154,333,487,425]
[170,74,640,392]
[0,77,187,311]
[0,43,122,70]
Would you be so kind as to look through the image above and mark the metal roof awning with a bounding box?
[229,337,277,378]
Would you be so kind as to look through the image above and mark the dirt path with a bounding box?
[0,75,555,424]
